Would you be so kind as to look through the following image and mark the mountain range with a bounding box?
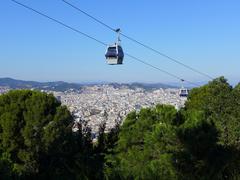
[0,78,178,91]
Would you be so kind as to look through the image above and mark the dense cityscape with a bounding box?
[0,85,186,137]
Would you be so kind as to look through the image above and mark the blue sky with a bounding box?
[1,0,240,85]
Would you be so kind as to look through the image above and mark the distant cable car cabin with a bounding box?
[179,88,189,97]
[105,28,124,65]
[179,79,189,97]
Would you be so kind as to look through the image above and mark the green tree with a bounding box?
[181,77,240,179]
[104,105,180,179]
[0,90,93,179]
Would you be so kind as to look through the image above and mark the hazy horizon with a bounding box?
[1,76,239,87]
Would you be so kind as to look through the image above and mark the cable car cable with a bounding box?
[61,0,214,80]
[11,0,107,46]
[62,0,116,32]
[125,53,199,87]
[10,0,199,87]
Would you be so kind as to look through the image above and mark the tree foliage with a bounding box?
[0,90,95,179]
[104,105,179,179]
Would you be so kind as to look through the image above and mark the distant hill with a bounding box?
[0,78,82,91]
[0,78,177,92]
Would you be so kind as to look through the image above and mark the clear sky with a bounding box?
[1,0,240,85]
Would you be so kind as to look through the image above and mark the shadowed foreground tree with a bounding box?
[0,90,94,179]
[104,105,180,179]
[181,77,240,179]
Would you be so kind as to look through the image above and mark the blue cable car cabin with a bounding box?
[179,88,189,97]
[105,44,124,65]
